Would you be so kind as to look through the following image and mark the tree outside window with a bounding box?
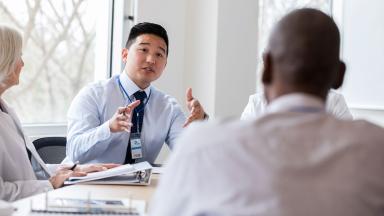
[0,0,110,123]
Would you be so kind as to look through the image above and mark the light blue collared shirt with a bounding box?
[63,72,186,164]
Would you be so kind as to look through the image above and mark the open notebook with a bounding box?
[64,161,152,185]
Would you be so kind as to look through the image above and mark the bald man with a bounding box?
[149,9,384,216]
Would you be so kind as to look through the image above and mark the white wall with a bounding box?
[351,108,384,126]
[183,0,218,116]
[340,0,384,125]
[135,0,187,105]
[214,0,258,118]
[184,0,259,118]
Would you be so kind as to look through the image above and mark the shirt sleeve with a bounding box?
[165,102,186,150]
[326,91,353,120]
[241,93,266,120]
[241,95,257,120]
[45,164,60,175]
[0,177,53,202]
[66,86,112,163]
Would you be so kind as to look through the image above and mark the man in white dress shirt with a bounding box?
[241,89,352,120]
[65,22,206,164]
[150,9,384,216]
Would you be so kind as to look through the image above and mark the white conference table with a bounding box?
[11,174,160,215]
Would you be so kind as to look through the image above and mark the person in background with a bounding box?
[150,9,384,216]
[241,89,352,120]
[64,22,207,165]
[0,25,118,201]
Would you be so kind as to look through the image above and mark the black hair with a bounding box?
[125,22,169,56]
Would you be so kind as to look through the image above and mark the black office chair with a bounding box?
[32,137,67,164]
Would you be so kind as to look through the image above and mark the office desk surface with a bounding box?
[12,174,160,215]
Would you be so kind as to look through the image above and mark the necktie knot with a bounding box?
[133,91,147,102]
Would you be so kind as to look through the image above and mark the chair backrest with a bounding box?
[32,137,67,164]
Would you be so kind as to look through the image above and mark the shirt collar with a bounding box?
[266,93,325,114]
[119,71,151,97]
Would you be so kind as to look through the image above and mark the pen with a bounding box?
[69,161,79,171]
[123,105,132,133]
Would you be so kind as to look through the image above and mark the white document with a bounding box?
[64,161,152,185]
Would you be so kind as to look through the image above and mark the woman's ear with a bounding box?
[331,61,346,89]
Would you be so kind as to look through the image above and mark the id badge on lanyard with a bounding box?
[130,113,143,160]
[130,132,143,159]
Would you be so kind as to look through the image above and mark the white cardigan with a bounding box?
[0,99,53,201]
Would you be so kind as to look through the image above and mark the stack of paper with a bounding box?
[64,161,152,185]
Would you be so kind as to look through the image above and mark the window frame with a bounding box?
[22,0,125,138]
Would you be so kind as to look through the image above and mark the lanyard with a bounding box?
[117,76,151,113]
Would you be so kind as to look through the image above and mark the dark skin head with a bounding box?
[262,8,346,103]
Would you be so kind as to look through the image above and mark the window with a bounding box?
[0,0,112,124]
[256,0,332,90]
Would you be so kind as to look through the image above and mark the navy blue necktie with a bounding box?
[124,91,147,164]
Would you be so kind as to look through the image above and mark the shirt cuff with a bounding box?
[42,180,54,191]
[46,164,60,176]
[98,120,112,141]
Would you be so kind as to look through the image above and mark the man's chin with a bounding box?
[141,75,160,83]
[135,78,155,89]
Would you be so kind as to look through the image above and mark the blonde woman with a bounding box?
[0,25,118,201]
